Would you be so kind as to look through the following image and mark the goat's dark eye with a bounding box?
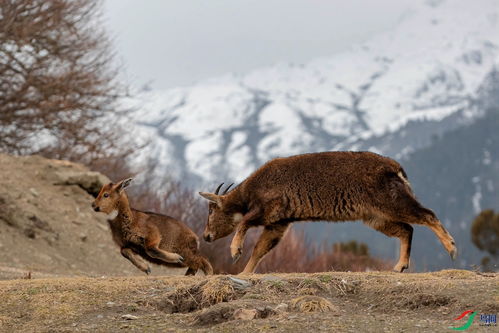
[103,193,109,198]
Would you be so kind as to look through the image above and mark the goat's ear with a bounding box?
[116,178,133,192]
[198,192,222,207]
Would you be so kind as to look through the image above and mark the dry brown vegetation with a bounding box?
[0,270,496,332]
[471,209,499,271]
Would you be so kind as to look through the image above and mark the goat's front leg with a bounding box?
[121,247,151,274]
[241,223,289,274]
[230,221,251,263]
[230,207,261,263]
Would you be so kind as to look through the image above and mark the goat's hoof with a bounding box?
[176,255,184,263]
[449,247,457,260]
[145,266,151,275]
[231,247,242,264]
[393,263,409,273]
[232,252,241,264]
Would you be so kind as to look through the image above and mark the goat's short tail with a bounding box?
[199,256,213,275]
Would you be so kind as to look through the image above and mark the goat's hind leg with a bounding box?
[392,191,457,260]
[364,218,413,272]
[144,236,184,264]
[198,256,213,275]
[121,247,151,274]
[181,252,201,275]
[145,246,184,264]
[384,181,457,261]
[410,208,457,260]
[183,255,213,276]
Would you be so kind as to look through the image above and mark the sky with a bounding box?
[103,0,414,90]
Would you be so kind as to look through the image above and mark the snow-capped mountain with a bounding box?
[125,0,499,187]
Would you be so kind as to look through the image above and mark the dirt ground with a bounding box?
[0,270,497,332]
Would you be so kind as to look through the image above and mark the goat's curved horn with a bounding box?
[214,183,224,195]
[223,183,234,195]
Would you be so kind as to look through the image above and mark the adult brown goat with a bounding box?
[199,151,457,274]
[93,178,213,275]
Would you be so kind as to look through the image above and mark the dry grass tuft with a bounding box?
[432,269,477,279]
[290,295,337,313]
[157,277,240,314]
[201,278,237,306]
[329,278,360,295]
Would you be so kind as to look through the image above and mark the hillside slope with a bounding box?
[0,154,179,279]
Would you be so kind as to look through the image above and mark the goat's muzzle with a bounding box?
[203,233,213,242]
[92,203,100,212]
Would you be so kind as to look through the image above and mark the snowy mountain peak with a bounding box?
[124,0,499,185]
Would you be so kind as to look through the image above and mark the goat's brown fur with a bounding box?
[93,178,213,276]
[199,151,457,274]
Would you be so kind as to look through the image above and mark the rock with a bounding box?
[23,228,36,239]
[28,215,51,231]
[232,307,276,321]
[257,306,276,318]
[97,223,109,231]
[233,308,257,320]
[261,275,287,284]
[193,304,234,326]
[121,314,138,320]
[228,276,251,290]
[29,188,39,197]
[275,303,288,312]
[54,171,110,197]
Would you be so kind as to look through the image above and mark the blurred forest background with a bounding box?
[0,0,497,274]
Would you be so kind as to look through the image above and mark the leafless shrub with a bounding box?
[0,0,128,163]
[258,230,391,273]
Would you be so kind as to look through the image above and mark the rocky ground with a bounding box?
[0,270,497,332]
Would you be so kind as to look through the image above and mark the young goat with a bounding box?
[199,151,457,274]
[92,178,212,275]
